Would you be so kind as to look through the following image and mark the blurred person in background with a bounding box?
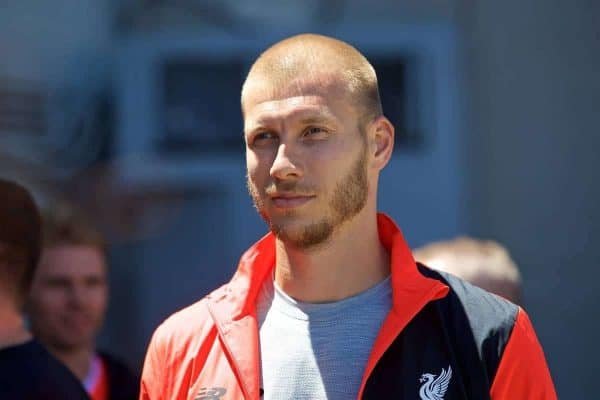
[0,179,89,399]
[140,34,556,399]
[27,209,139,400]
[413,237,522,305]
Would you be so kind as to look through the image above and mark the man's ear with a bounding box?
[368,115,395,171]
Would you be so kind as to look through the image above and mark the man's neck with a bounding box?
[274,212,390,303]
[0,305,31,348]
[48,345,95,381]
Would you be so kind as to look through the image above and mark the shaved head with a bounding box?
[242,34,382,123]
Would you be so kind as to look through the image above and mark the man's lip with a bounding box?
[270,193,314,199]
[270,194,314,208]
[63,315,94,328]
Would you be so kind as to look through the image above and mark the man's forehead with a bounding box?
[251,95,331,115]
[39,245,106,273]
[244,76,353,117]
[243,95,341,131]
[244,71,349,105]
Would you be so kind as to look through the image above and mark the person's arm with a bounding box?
[490,308,557,399]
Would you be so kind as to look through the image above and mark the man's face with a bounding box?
[27,245,108,351]
[244,77,369,249]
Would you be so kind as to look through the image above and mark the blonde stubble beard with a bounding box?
[247,145,369,250]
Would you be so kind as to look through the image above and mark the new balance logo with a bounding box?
[419,365,452,400]
[196,387,226,400]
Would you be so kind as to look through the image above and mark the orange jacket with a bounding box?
[140,214,556,399]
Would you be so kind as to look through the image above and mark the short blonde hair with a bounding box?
[241,33,382,123]
[413,237,522,304]
[42,207,106,255]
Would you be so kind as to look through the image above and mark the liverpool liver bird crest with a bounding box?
[419,365,452,400]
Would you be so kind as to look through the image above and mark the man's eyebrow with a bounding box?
[43,275,70,283]
[298,115,335,125]
[244,121,273,136]
[252,113,331,125]
[245,108,338,134]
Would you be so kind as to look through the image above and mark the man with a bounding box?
[140,34,556,399]
[0,179,89,399]
[27,209,139,400]
[414,237,523,305]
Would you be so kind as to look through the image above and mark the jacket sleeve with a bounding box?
[490,307,557,399]
[139,326,166,400]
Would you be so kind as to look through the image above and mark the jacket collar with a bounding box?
[206,213,449,399]
[208,213,448,320]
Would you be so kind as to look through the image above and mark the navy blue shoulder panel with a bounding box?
[362,264,519,399]
[417,263,519,383]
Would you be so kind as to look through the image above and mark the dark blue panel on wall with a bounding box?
[159,59,247,154]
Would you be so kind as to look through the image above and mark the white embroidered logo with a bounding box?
[419,365,453,400]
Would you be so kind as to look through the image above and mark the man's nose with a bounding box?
[270,143,303,181]
[67,285,87,307]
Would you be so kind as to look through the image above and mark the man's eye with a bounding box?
[303,127,327,137]
[85,277,105,288]
[45,280,69,289]
[253,131,277,144]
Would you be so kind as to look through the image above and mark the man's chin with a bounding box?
[270,219,333,249]
[269,217,306,238]
[53,335,95,351]
[271,226,302,243]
